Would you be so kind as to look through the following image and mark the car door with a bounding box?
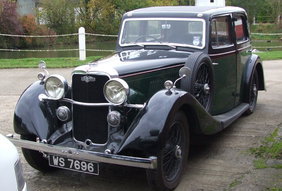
[232,13,252,105]
[209,15,237,115]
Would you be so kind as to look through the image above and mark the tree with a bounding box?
[0,1,23,35]
[230,0,274,23]
[39,0,78,34]
[113,0,147,13]
[77,0,118,34]
[146,0,179,6]
[0,0,24,48]
[181,0,195,5]
[269,0,282,27]
[21,14,56,47]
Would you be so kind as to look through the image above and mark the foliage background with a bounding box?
[0,0,281,49]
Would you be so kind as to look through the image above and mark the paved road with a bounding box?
[0,61,281,191]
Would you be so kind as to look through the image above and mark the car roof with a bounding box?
[123,6,246,19]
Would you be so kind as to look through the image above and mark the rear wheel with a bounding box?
[245,70,259,115]
[21,135,55,172]
[146,112,189,191]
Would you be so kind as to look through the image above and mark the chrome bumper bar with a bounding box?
[7,135,157,169]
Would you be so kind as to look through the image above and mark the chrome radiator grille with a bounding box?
[72,74,109,144]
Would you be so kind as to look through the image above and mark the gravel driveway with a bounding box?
[0,60,281,191]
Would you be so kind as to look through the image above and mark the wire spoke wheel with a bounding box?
[192,63,212,110]
[162,122,183,181]
[249,72,258,108]
[181,52,214,112]
[245,70,259,115]
[146,112,189,191]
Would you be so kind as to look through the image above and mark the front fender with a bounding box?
[118,89,221,157]
[13,81,59,140]
[118,90,185,156]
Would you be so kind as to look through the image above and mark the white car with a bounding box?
[0,134,27,191]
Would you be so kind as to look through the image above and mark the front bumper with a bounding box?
[7,135,157,169]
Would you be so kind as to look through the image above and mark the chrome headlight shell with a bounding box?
[103,78,129,105]
[44,75,68,100]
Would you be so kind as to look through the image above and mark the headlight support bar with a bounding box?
[38,94,145,109]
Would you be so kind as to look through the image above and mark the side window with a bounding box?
[234,16,248,43]
[211,16,233,48]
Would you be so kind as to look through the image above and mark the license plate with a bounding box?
[48,154,99,175]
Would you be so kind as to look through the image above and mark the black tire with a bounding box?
[146,112,189,191]
[245,70,259,115]
[181,52,214,111]
[21,134,55,172]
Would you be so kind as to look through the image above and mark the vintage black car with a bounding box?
[9,6,265,191]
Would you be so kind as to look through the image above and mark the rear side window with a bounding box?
[234,16,248,43]
[211,16,232,48]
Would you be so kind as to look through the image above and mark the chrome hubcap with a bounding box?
[175,145,182,159]
[253,84,257,96]
[203,83,210,95]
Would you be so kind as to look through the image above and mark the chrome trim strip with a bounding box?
[236,39,250,45]
[209,50,236,57]
[211,44,235,50]
[7,135,157,169]
[237,45,251,52]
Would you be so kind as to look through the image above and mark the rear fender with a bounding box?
[13,81,59,140]
[243,54,265,102]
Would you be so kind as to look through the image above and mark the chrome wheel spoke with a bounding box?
[162,123,183,181]
[193,64,211,109]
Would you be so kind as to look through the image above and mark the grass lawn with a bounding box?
[256,51,282,61]
[0,51,281,69]
[0,56,102,68]
[250,127,282,169]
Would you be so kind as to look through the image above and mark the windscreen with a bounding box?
[119,18,205,49]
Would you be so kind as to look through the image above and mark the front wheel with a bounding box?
[146,111,189,191]
[21,135,55,172]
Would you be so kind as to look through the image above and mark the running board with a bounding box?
[213,103,249,129]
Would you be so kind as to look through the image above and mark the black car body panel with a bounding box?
[14,81,58,139]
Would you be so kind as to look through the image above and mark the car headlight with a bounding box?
[44,75,68,100]
[103,78,129,105]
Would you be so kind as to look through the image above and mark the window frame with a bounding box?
[210,14,235,50]
[233,14,250,45]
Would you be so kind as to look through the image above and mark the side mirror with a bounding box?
[164,67,191,92]
[179,67,191,78]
